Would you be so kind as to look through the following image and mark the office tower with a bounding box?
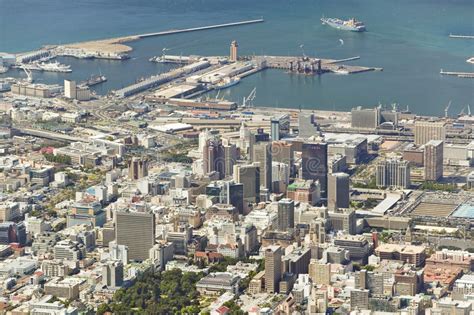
[309,260,331,285]
[203,138,225,178]
[252,142,272,191]
[424,140,443,181]
[272,162,290,193]
[115,211,155,262]
[327,172,350,211]
[298,113,320,138]
[328,209,356,235]
[271,119,280,141]
[102,260,124,288]
[271,114,290,141]
[64,80,76,99]
[229,40,238,62]
[223,142,238,177]
[414,120,446,146]
[282,247,311,275]
[351,106,381,129]
[301,142,328,196]
[234,163,260,203]
[265,245,282,294]
[350,289,370,310]
[128,157,148,180]
[238,122,254,158]
[375,157,411,189]
[272,141,294,169]
[277,198,295,231]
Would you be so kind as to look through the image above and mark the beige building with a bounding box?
[414,120,446,146]
[265,245,282,294]
[309,260,331,285]
[424,140,443,181]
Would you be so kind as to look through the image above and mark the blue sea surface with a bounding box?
[0,0,473,115]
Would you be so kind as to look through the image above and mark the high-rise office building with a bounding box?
[229,40,238,62]
[203,138,225,179]
[414,120,446,146]
[223,143,238,178]
[327,172,350,211]
[115,211,155,262]
[424,140,443,181]
[298,113,320,138]
[272,141,294,169]
[271,114,290,141]
[309,260,331,285]
[376,157,411,189]
[102,260,124,288]
[252,142,272,191]
[277,198,295,231]
[301,142,328,196]
[128,157,148,180]
[265,245,282,294]
[233,164,260,203]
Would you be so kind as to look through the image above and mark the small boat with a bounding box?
[321,17,366,32]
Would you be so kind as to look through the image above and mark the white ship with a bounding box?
[38,61,72,73]
[214,77,240,90]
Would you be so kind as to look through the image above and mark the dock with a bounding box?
[440,70,474,78]
[449,34,474,39]
[138,19,264,39]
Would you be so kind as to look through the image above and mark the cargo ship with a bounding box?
[321,17,366,32]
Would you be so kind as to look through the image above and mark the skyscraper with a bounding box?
[203,138,225,178]
[277,198,295,231]
[252,142,272,191]
[424,140,443,181]
[265,245,282,294]
[327,172,350,211]
[376,157,411,189]
[271,114,290,141]
[301,142,328,196]
[229,40,238,62]
[233,164,260,203]
[223,142,238,178]
[115,211,155,262]
[128,157,148,180]
[102,260,124,288]
[414,121,446,146]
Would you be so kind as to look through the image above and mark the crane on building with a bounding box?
[242,87,256,108]
[444,100,451,118]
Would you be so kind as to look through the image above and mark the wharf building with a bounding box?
[351,106,400,130]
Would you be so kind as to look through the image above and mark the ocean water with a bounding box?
[0,0,473,115]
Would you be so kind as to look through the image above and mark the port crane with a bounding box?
[242,87,256,108]
[21,67,33,83]
[444,100,452,118]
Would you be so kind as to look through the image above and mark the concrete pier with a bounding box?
[440,70,474,78]
[138,19,264,39]
[449,34,474,39]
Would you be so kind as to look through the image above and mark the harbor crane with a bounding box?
[21,67,33,83]
[242,87,256,108]
[444,100,452,118]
